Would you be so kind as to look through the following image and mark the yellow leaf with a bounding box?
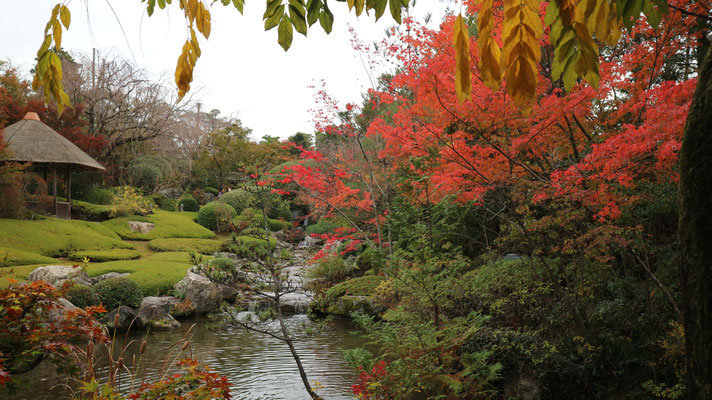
[502,0,542,110]
[53,20,62,50]
[452,13,471,103]
[59,5,71,29]
[477,0,501,91]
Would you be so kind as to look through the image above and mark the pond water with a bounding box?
[8,315,368,400]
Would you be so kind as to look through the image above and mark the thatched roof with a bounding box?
[1,112,105,171]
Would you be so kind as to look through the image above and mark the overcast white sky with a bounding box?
[0,1,453,140]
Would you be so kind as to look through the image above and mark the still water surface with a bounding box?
[8,315,367,400]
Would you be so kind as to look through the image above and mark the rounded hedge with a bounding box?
[219,189,256,214]
[205,187,219,196]
[94,277,144,311]
[197,202,237,232]
[160,197,177,211]
[84,188,114,205]
[178,197,199,212]
[66,284,101,308]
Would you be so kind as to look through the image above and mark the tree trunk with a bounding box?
[679,45,712,400]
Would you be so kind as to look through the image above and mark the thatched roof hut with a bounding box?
[1,112,105,218]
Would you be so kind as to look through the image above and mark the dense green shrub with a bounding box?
[66,284,101,308]
[150,193,165,205]
[126,155,171,192]
[94,277,144,311]
[197,202,237,232]
[233,208,290,232]
[160,198,177,211]
[325,275,387,299]
[356,246,383,273]
[84,188,114,205]
[178,197,199,212]
[205,187,219,196]
[209,257,237,271]
[307,255,353,283]
[71,200,114,221]
[305,219,346,235]
[218,189,256,214]
[223,234,277,258]
[110,186,152,217]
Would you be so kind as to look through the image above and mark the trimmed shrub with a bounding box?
[197,202,237,232]
[68,249,141,262]
[233,208,291,232]
[178,197,199,212]
[71,200,114,221]
[66,284,101,308]
[219,189,256,214]
[84,188,114,205]
[205,187,219,196]
[160,198,177,211]
[94,277,144,311]
[209,257,237,271]
[148,238,221,254]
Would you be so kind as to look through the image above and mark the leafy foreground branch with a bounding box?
[0,281,230,399]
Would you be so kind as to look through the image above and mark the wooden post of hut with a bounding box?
[0,112,105,219]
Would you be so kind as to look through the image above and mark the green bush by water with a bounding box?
[66,284,101,308]
[94,277,144,311]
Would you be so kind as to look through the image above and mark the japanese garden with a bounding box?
[1,0,711,399]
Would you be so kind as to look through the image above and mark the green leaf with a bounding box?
[158,0,167,9]
[233,0,245,14]
[319,3,334,33]
[265,5,285,30]
[147,0,156,16]
[290,5,308,35]
[278,14,294,50]
[389,0,402,24]
[373,0,387,21]
[306,0,322,26]
[264,0,283,19]
[222,0,230,5]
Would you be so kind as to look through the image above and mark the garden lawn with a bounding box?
[148,238,222,254]
[0,218,132,266]
[101,209,215,240]
[68,249,141,262]
[83,252,210,296]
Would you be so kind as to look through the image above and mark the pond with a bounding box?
[9,315,368,400]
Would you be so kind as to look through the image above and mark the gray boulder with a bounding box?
[159,188,183,199]
[136,296,181,331]
[91,272,130,285]
[29,265,92,287]
[173,269,238,313]
[101,306,138,331]
[128,221,155,234]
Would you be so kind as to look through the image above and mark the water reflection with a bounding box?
[7,315,365,400]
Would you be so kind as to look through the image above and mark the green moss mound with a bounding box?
[148,238,221,254]
[0,249,57,267]
[232,208,290,232]
[68,249,141,262]
[102,209,215,240]
[84,252,200,296]
[0,218,130,262]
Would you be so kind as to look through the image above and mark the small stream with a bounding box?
[7,315,368,400]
